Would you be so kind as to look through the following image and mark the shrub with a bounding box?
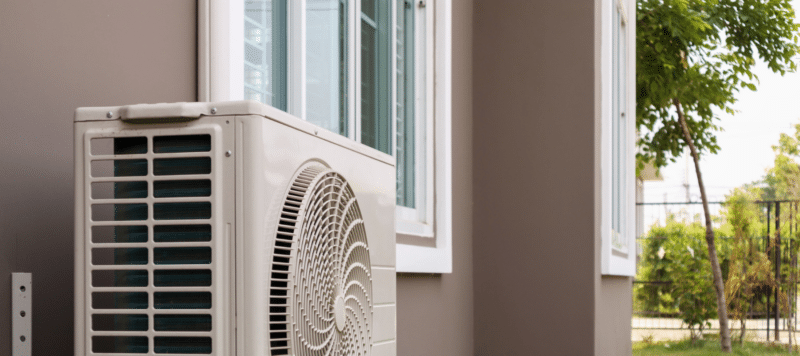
[636,217,730,338]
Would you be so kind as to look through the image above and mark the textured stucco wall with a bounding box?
[473,0,599,354]
[0,1,476,355]
[396,1,475,355]
[599,277,633,356]
[0,1,197,354]
[0,0,633,355]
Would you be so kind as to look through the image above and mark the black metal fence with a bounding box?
[633,200,800,342]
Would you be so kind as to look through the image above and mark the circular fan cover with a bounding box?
[269,165,373,356]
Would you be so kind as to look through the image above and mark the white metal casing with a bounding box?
[75,101,397,355]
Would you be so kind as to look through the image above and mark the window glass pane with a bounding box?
[396,0,415,208]
[361,0,375,19]
[360,0,391,154]
[245,0,287,109]
[307,0,348,136]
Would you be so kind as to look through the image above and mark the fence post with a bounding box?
[789,202,797,336]
[768,202,772,341]
[776,202,781,341]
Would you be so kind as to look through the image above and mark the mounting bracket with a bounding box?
[12,273,31,356]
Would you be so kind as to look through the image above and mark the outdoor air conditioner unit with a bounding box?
[74,101,397,355]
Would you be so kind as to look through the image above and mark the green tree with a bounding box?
[763,123,800,200]
[721,188,774,345]
[636,0,800,351]
[760,128,800,348]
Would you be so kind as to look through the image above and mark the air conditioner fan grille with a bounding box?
[269,165,373,356]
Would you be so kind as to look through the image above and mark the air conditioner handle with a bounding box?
[119,102,213,123]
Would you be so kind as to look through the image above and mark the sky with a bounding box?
[641,6,800,227]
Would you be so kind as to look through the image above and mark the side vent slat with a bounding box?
[267,165,323,355]
[86,133,219,354]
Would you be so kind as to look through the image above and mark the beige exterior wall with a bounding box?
[599,277,634,356]
[395,0,476,355]
[473,0,632,354]
[0,1,475,355]
[0,1,198,355]
[0,0,630,355]
[472,0,596,352]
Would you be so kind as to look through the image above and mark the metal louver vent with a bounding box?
[85,133,219,355]
[269,165,374,356]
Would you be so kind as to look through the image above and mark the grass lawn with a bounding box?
[634,339,797,355]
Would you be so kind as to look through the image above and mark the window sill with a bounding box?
[396,241,452,273]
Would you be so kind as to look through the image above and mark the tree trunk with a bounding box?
[741,301,747,346]
[741,260,747,346]
[674,98,732,352]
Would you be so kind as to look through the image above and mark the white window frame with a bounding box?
[395,0,434,238]
[198,0,453,273]
[600,0,635,276]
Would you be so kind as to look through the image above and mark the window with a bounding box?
[395,0,434,239]
[305,0,349,136]
[601,0,635,276]
[200,0,452,273]
[611,0,627,253]
[243,0,287,110]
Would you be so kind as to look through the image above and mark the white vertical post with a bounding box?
[288,0,307,119]
[198,0,211,101]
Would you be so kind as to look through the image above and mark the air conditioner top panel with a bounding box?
[75,100,394,167]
